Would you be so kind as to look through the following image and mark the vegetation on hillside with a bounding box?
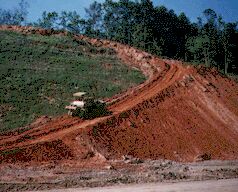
[0,31,145,132]
[1,0,236,74]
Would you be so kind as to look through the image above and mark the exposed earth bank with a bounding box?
[0,25,238,191]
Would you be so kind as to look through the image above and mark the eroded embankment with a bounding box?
[0,25,238,164]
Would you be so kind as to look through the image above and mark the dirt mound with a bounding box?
[0,25,238,165]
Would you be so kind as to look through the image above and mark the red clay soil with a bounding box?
[0,25,238,165]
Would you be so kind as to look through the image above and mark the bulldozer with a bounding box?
[65,92,111,119]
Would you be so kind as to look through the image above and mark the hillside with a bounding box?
[0,26,237,166]
[0,28,145,132]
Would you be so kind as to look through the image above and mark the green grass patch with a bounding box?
[0,31,146,132]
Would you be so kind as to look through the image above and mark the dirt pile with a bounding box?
[0,25,238,164]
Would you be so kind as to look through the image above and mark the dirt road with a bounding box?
[35,179,238,192]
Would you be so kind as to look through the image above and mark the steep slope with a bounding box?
[0,25,238,164]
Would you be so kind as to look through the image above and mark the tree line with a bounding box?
[1,0,237,74]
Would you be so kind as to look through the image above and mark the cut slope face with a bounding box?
[0,25,238,164]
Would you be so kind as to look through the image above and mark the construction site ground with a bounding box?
[0,26,238,191]
[1,160,238,191]
[37,179,238,192]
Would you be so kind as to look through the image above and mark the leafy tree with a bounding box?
[35,11,59,29]
[0,0,29,25]
[59,11,85,33]
[221,22,238,73]
[103,0,136,43]
[136,0,155,50]
[177,12,191,60]
[202,9,220,66]
[187,9,220,67]
[186,35,211,66]
[85,1,104,36]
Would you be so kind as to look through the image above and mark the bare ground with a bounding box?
[36,179,238,192]
[0,160,238,191]
[0,26,238,192]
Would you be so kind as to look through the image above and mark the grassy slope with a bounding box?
[0,31,146,132]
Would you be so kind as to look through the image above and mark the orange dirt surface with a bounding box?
[0,25,238,166]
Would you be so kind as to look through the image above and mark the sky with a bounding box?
[0,0,238,23]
